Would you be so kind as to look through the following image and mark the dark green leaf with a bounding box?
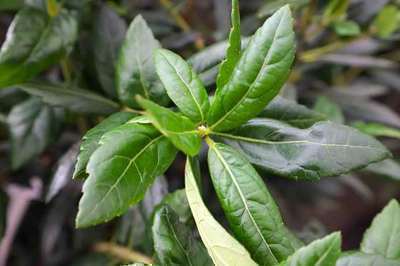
[137,97,202,156]
[116,15,168,108]
[0,8,78,88]
[73,112,137,179]
[313,96,344,124]
[93,5,127,98]
[155,49,209,123]
[207,141,302,265]
[259,96,326,128]
[185,158,258,266]
[207,5,295,132]
[159,190,191,224]
[281,232,341,266]
[214,119,390,180]
[337,252,400,266]
[19,82,120,115]
[216,0,241,90]
[76,123,177,227]
[152,205,212,266]
[7,97,63,169]
[0,0,24,11]
[361,199,400,260]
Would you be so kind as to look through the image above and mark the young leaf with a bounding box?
[207,141,302,265]
[337,251,400,266]
[214,119,390,180]
[207,5,295,132]
[7,97,63,169]
[137,97,202,156]
[216,0,241,89]
[73,112,137,179]
[152,205,213,266]
[92,5,127,98]
[19,82,120,115]
[185,158,257,266]
[352,121,400,139]
[281,232,341,266]
[116,15,168,108]
[361,199,400,260]
[155,49,209,123]
[259,96,326,128]
[0,8,78,88]
[76,123,177,228]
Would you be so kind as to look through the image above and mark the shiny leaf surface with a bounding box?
[76,123,177,227]
[185,158,257,266]
[208,141,302,265]
[215,119,390,180]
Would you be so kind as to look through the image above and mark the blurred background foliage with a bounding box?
[0,0,400,265]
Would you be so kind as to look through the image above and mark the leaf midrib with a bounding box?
[211,144,278,264]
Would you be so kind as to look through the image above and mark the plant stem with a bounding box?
[60,57,72,83]
[93,242,153,264]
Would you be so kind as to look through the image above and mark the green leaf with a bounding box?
[116,15,168,108]
[333,20,361,37]
[365,159,400,181]
[185,158,258,266]
[313,96,344,124]
[137,97,202,156]
[216,0,241,90]
[352,121,400,139]
[207,141,302,265]
[0,0,24,11]
[155,49,209,123]
[76,123,177,228]
[281,232,341,266]
[0,8,78,88]
[337,251,400,266]
[214,119,390,180]
[372,5,400,39]
[73,112,137,179]
[323,0,349,25]
[361,199,400,260]
[152,205,213,266]
[207,5,295,132]
[92,5,127,98]
[7,97,63,169]
[160,189,192,223]
[259,96,326,128]
[19,82,120,115]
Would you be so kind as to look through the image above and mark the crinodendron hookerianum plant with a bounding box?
[74,2,394,266]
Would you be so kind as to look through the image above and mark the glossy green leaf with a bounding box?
[137,97,202,156]
[208,141,302,265]
[214,119,390,180]
[216,0,241,90]
[185,158,257,266]
[116,15,168,108]
[93,5,127,97]
[152,205,212,266]
[19,82,120,115]
[73,112,137,179]
[352,121,400,139]
[259,96,326,128]
[281,232,341,266]
[160,189,192,224]
[207,5,295,132]
[337,252,400,266]
[155,49,209,123]
[76,123,177,227]
[0,8,78,88]
[361,199,400,260]
[7,97,63,169]
[313,96,344,124]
